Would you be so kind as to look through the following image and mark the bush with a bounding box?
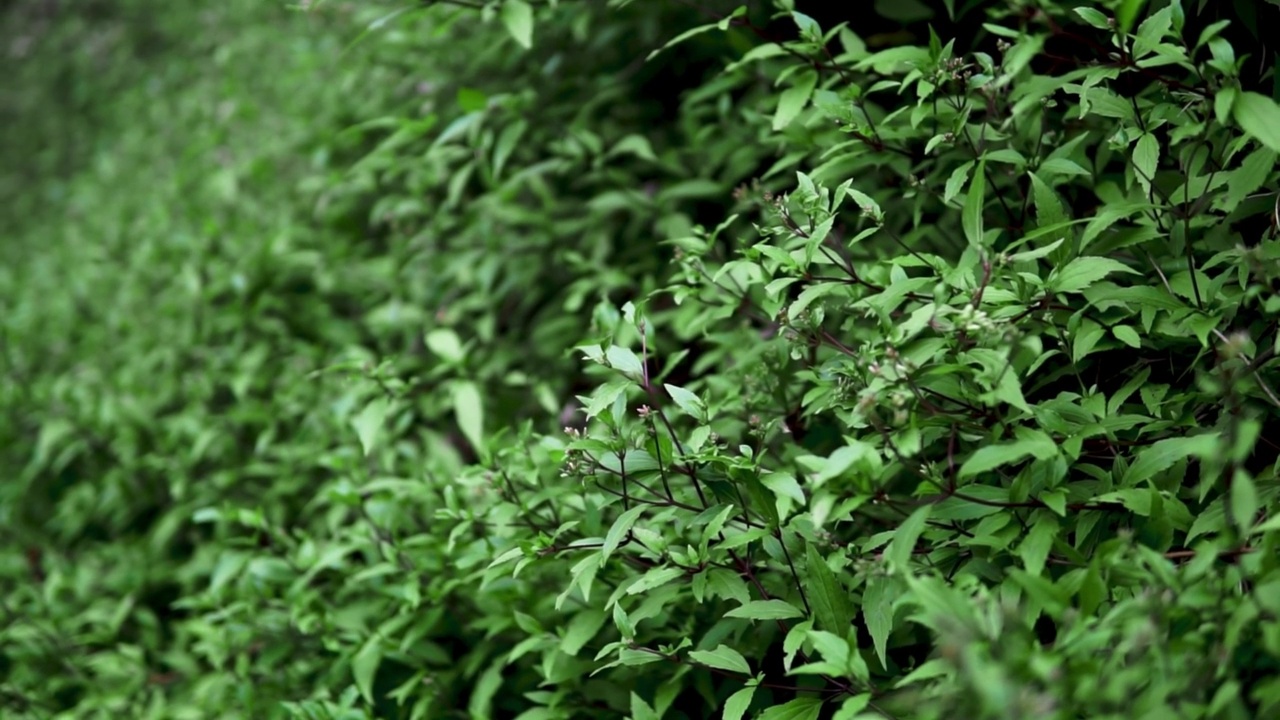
[4,0,1280,718]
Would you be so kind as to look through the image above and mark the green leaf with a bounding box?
[792,10,820,37]
[561,609,608,656]
[906,568,962,620]
[759,697,823,720]
[1042,489,1068,517]
[742,472,782,529]
[1094,488,1156,516]
[763,472,805,506]
[788,282,844,319]
[499,0,534,49]
[1039,157,1092,176]
[962,159,986,246]
[1249,510,1280,535]
[1019,512,1059,576]
[1050,256,1138,294]
[1074,7,1111,29]
[724,685,757,720]
[452,380,485,454]
[816,441,883,486]
[833,694,873,720]
[1077,562,1107,616]
[1230,471,1259,532]
[1081,201,1156,248]
[1029,172,1068,232]
[688,645,751,675]
[1221,147,1277,211]
[606,345,645,379]
[1196,19,1232,49]
[806,629,850,667]
[944,161,973,204]
[351,396,393,456]
[725,43,788,73]
[1233,92,1280,153]
[664,383,707,422]
[1072,319,1106,363]
[1130,3,1166,52]
[783,620,813,671]
[1132,132,1159,191]
[647,22,720,61]
[608,134,658,163]
[630,692,659,720]
[1083,284,1184,311]
[592,449,657,476]
[887,505,931,569]
[584,379,631,420]
[1215,86,1238,126]
[626,566,685,595]
[425,328,465,362]
[959,431,1058,477]
[862,574,894,670]
[1008,238,1064,264]
[773,71,818,131]
[707,568,752,604]
[614,648,665,668]
[725,599,805,620]
[805,544,854,634]
[352,637,381,704]
[492,119,527,178]
[1113,325,1142,348]
[603,506,644,561]
[1122,434,1220,486]
[984,148,1027,166]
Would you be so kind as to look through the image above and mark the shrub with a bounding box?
[5,0,1280,719]
[267,1,1280,717]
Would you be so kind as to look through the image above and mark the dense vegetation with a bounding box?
[4,0,1280,718]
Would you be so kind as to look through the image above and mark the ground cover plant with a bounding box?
[3,0,1280,718]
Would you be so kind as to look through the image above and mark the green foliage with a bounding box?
[5,0,1280,718]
